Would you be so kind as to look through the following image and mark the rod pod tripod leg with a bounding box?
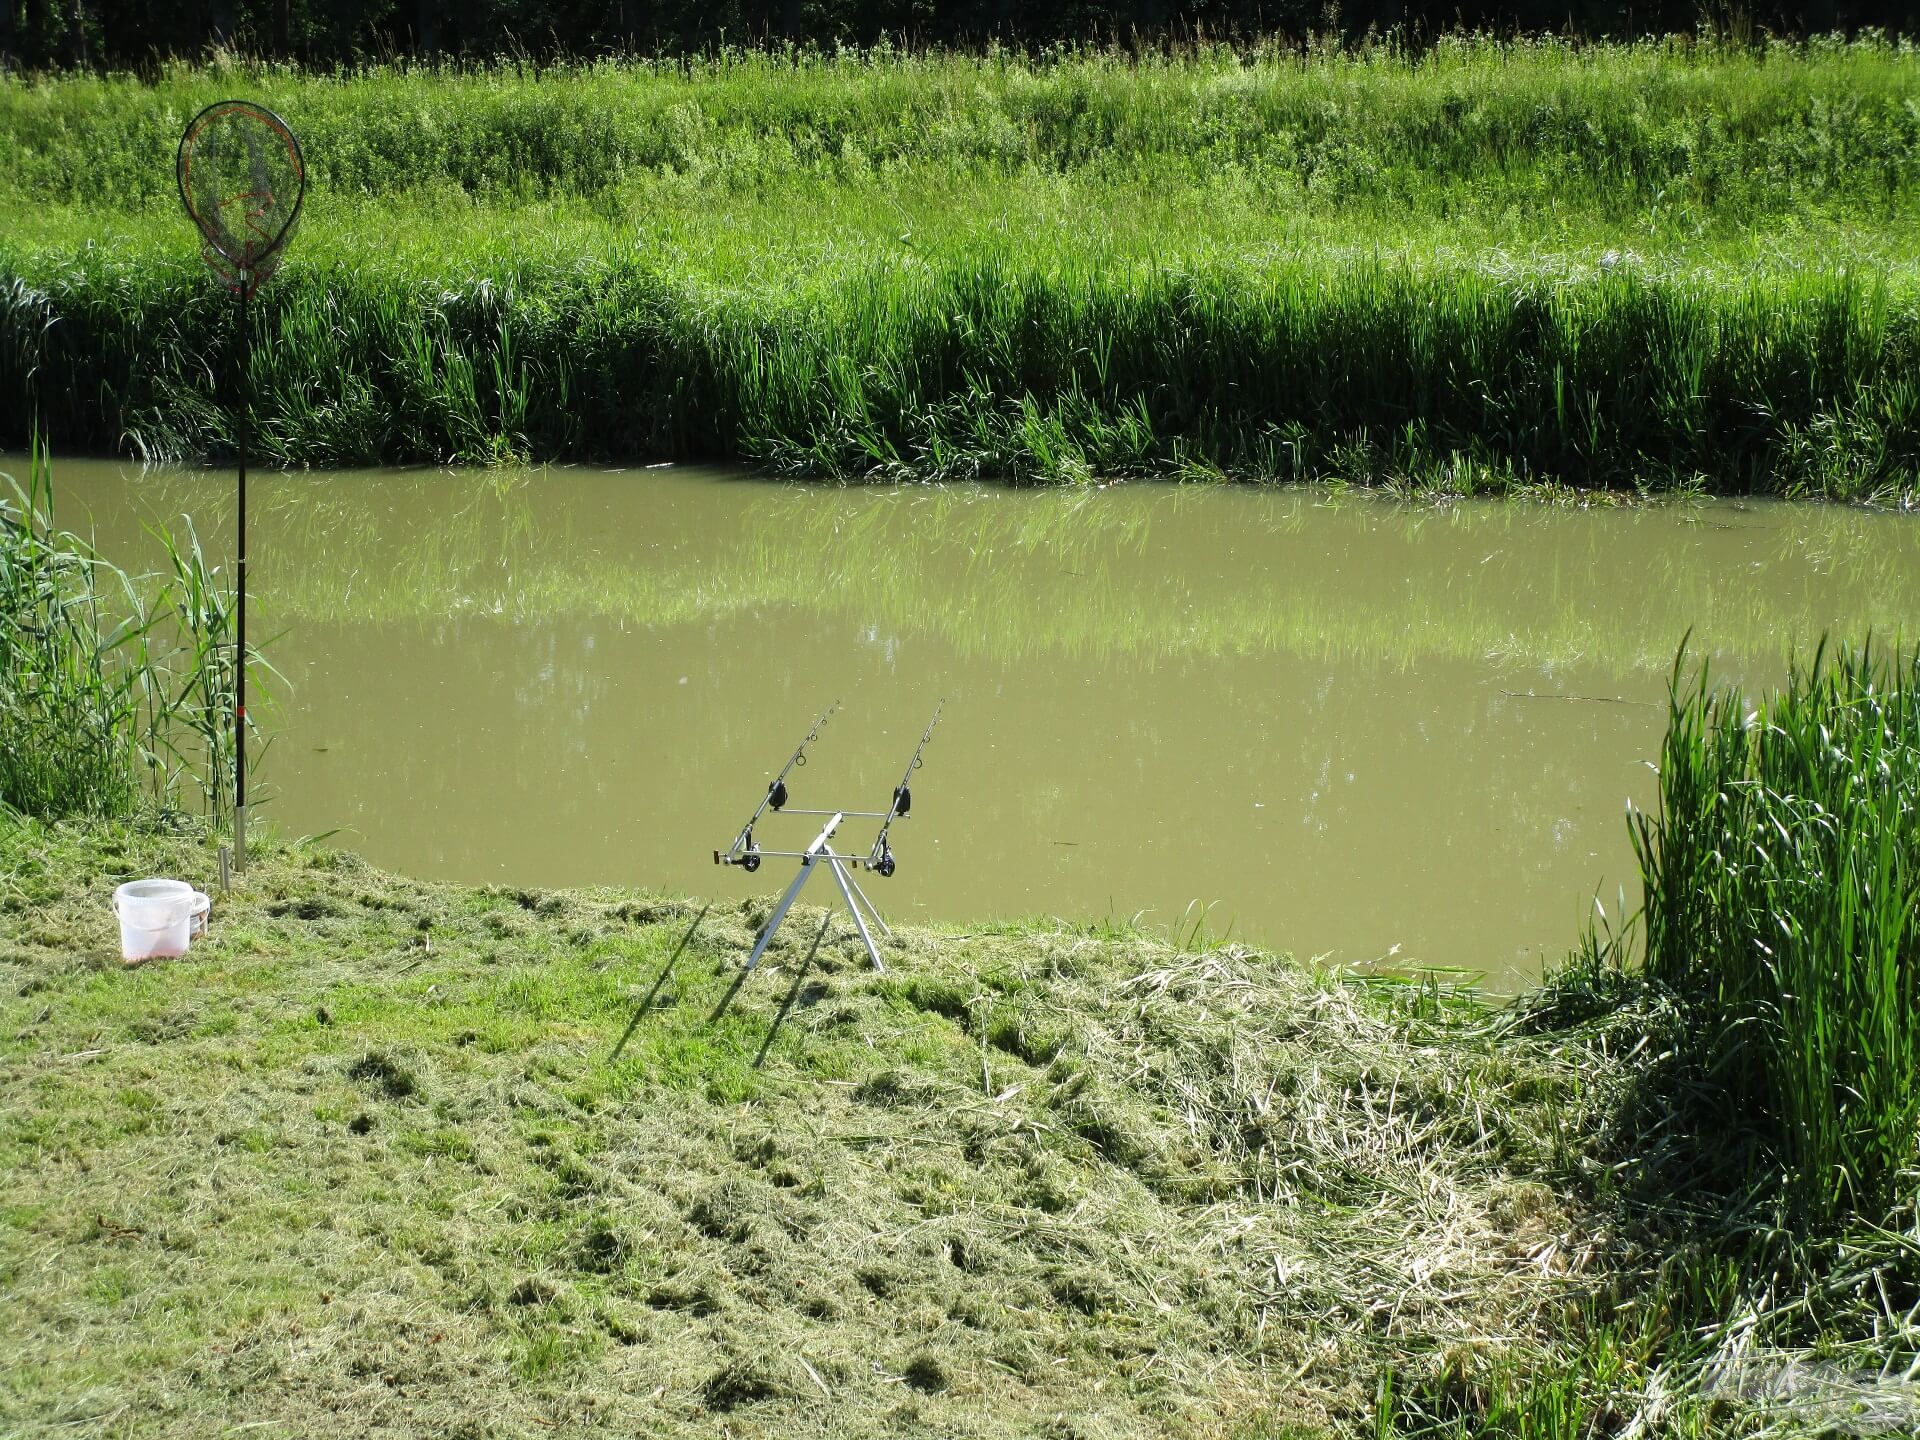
[741,813,886,973]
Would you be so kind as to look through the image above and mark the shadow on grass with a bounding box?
[754,913,832,1070]
[608,903,709,1061]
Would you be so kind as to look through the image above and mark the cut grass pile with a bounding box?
[1,817,1629,1438]
[2,39,1917,493]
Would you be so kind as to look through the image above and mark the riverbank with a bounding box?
[2,40,1917,496]
[7,628,1919,1436]
[2,814,1659,1438]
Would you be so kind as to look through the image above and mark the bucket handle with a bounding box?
[112,891,196,922]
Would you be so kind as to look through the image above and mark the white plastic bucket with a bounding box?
[114,879,195,963]
[189,890,211,939]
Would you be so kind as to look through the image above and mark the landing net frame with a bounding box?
[176,100,307,298]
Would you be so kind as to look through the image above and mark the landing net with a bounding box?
[176,100,306,296]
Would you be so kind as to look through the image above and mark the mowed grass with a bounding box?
[1,38,1917,493]
[0,815,1663,1439]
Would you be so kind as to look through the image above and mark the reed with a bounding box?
[0,441,244,820]
[4,248,1915,498]
[1633,640,1920,1231]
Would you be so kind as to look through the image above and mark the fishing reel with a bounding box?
[713,699,938,899]
[713,828,762,871]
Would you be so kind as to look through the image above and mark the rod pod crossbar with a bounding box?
[714,703,943,971]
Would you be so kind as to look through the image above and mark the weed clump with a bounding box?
[1630,640,1920,1230]
[506,1276,560,1308]
[346,1049,419,1100]
[901,1352,949,1393]
[687,1177,791,1242]
[2,444,241,821]
[573,1217,627,1274]
[703,1355,795,1409]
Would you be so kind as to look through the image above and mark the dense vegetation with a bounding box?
[1633,642,1920,1233]
[4,0,1914,74]
[1517,638,1920,1432]
[2,40,1917,493]
[0,443,238,820]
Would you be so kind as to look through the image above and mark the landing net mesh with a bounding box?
[176,101,306,296]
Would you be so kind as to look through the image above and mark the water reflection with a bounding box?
[35,455,1920,989]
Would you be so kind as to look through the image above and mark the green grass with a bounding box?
[7,618,1919,1433]
[0,439,240,820]
[1499,638,1920,1436]
[1632,639,1920,1230]
[2,38,1917,493]
[0,815,1644,1439]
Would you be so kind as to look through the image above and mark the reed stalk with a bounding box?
[1634,640,1920,1230]
[0,441,248,820]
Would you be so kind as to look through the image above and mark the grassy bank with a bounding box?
[0,816,1664,1439]
[2,40,1918,494]
[9,747,1913,1437]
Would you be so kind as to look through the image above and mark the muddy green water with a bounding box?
[35,457,1920,989]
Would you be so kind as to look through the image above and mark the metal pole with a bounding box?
[839,863,892,939]
[744,860,819,972]
[234,274,249,874]
[826,858,884,971]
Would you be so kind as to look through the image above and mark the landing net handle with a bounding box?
[175,99,305,876]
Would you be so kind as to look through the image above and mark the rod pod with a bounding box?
[711,702,944,971]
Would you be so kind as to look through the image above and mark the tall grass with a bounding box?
[1,39,1917,490]
[1504,641,1920,1432]
[0,440,243,819]
[1633,640,1920,1231]
[5,40,1917,222]
[4,250,1916,497]
[1480,643,1920,1431]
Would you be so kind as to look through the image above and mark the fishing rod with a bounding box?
[711,700,945,971]
[867,700,943,877]
[714,702,837,872]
